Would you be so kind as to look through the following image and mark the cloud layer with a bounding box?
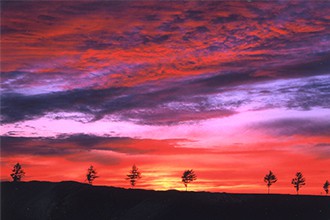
[2,1,330,125]
[2,1,330,91]
[1,74,329,125]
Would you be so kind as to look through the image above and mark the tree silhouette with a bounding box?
[10,163,25,182]
[264,170,277,194]
[323,180,329,195]
[126,164,141,188]
[86,165,98,185]
[181,169,197,191]
[291,172,305,195]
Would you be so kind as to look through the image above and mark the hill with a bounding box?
[1,181,329,220]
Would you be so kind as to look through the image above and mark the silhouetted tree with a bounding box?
[291,172,305,195]
[10,163,25,182]
[182,169,197,191]
[126,164,141,188]
[86,165,98,185]
[323,180,329,195]
[264,170,277,194]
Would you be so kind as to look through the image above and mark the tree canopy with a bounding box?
[10,163,25,182]
[264,170,277,194]
[126,164,141,188]
[291,172,306,195]
[182,169,197,191]
[323,180,329,195]
[86,165,98,185]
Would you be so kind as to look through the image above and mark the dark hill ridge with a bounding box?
[1,181,329,220]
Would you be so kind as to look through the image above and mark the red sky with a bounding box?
[1,1,330,195]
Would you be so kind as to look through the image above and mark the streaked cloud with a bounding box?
[2,74,329,125]
[252,118,330,137]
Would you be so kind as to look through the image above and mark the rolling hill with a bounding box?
[1,181,329,220]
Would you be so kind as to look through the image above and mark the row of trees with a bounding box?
[86,164,196,191]
[85,164,142,187]
[10,163,196,191]
[263,170,321,195]
[10,163,329,195]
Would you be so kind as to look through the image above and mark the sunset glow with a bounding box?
[1,1,330,195]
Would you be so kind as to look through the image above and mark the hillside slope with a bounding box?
[1,181,329,220]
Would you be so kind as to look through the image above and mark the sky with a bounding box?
[1,1,330,195]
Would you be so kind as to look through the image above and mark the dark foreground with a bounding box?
[1,181,329,220]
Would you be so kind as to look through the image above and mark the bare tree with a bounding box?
[86,165,98,185]
[10,163,25,182]
[126,164,141,188]
[181,169,197,191]
[323,180,329,195]
[264,170,277,194]
[291,172,305,195]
